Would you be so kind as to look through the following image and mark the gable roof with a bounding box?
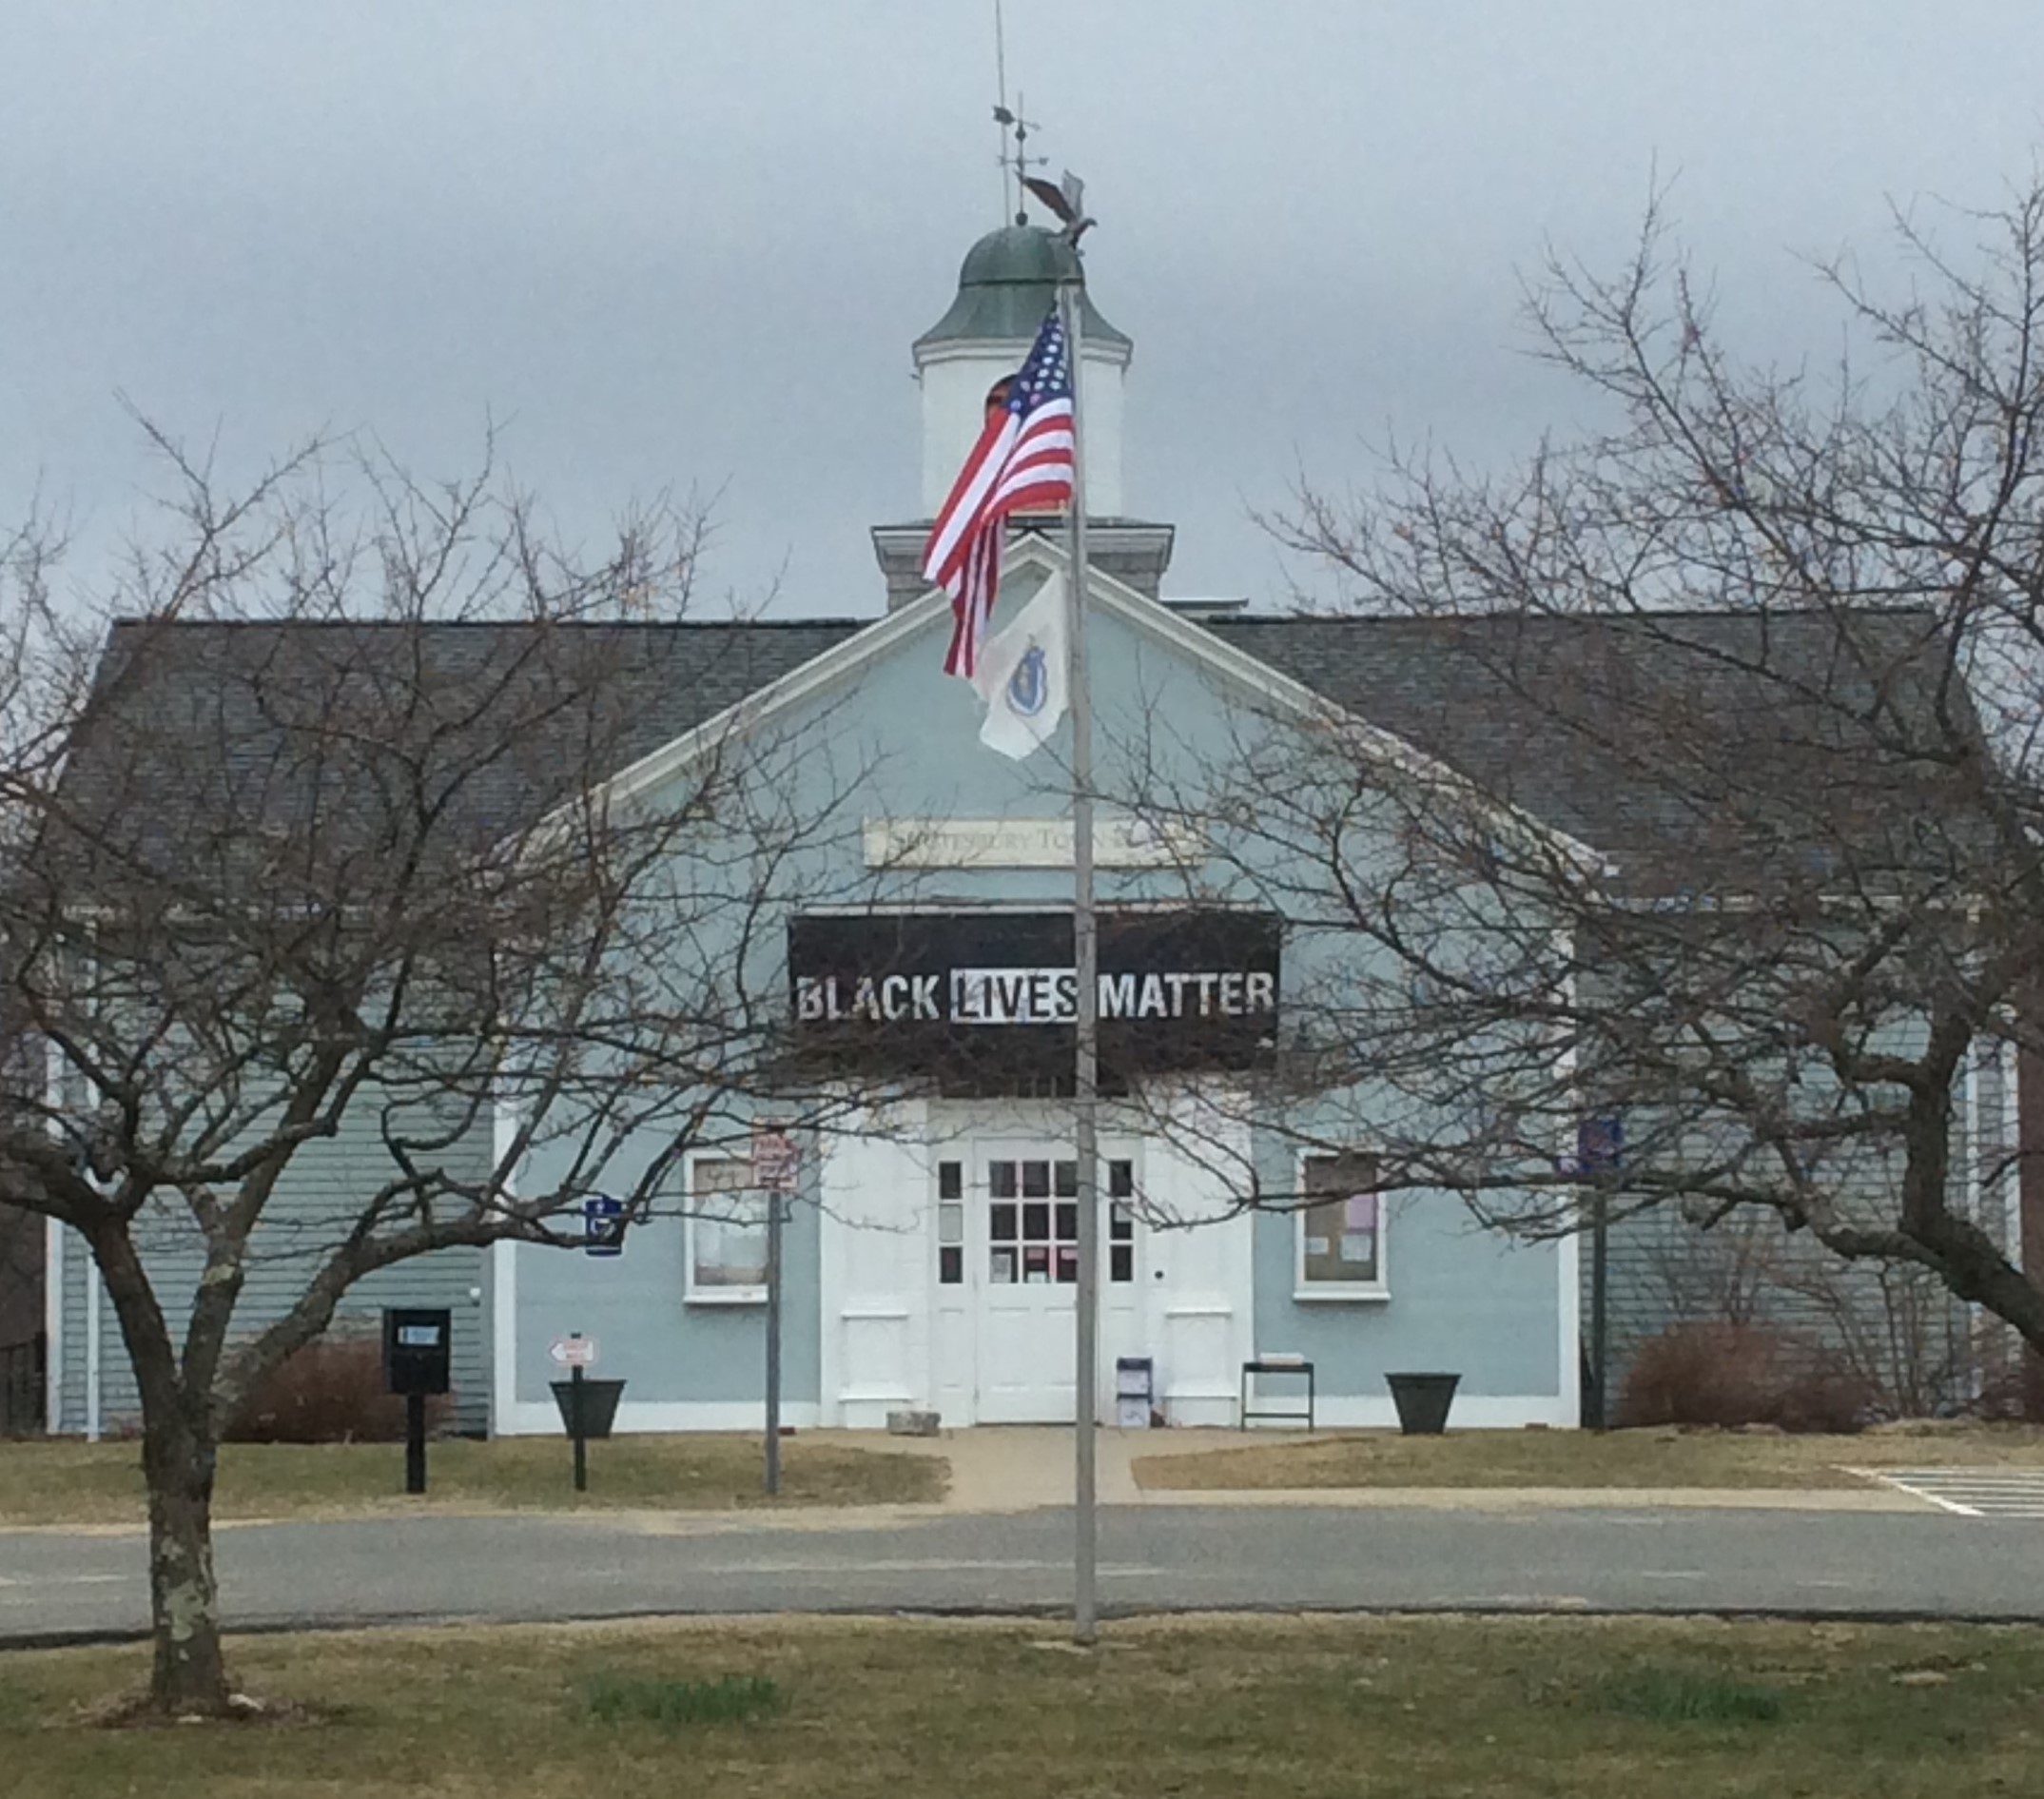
[572,539,1600,870]
[53,593,1979,892]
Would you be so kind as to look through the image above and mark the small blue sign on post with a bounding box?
[581,1195,626,1258]
[1574,1115,1623,1175]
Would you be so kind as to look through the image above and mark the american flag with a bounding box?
[922,303,1076,678]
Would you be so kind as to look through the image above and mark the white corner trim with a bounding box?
[489,1093,522,1440]
[490,1239,517,1439]
[43,1220,63,1436]
[1556,1216,1583,1428]
[2002,1039,2023,1271]
[41,1033,66,1436]
[84,1259,102,1442]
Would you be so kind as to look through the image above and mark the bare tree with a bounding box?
[1102,178,2044,1373]
[0,429,875,1715]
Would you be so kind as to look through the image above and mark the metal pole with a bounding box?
[1059,273,1100,1647]
[405,1391,427,1496]
[571,1364,588,1493]
[765,1188,784,1496]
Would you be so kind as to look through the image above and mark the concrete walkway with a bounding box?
[873,1424,1291,1510]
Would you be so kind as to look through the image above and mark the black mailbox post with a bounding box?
[383,1307,451,1494]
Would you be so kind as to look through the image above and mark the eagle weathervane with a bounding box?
[991,90,1094,245]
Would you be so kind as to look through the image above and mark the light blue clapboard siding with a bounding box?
[58,1098,490,1436]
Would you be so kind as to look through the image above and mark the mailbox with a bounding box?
[382,1307,452,1397]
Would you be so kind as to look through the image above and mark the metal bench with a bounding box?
[1239,1357,1315,1430]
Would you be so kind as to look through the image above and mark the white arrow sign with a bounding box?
[548,1335,598,1369]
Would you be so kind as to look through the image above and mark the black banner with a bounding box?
[786,909,1281,1087]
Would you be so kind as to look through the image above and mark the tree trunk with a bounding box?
[141,1399,230,1715]
[89,1222,234,1716]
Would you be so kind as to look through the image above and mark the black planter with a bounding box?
[1385,1372,1459,1436]
[550,1377,627,1439]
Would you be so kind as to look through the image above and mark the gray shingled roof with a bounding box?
[55,603,1976,889]
[1205,605,1982,887]
[51,617,867,887]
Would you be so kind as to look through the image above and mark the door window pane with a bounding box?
[1022,1202,1050,1242]
[1022,1161,1051,1199]
[1054,1161,1078,1197]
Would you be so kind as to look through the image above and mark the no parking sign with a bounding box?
[751,1124,799,1193]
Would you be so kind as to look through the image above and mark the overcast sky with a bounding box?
[6,1,2044,618]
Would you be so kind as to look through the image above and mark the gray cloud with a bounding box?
[5,0,2042,615]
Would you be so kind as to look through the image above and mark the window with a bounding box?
[1295,1151,1387,1299]
[1109,1158,1135,1283]
[981,1156,1137,1286]
[686,1154,768,1302]
[937,1160,964,1285]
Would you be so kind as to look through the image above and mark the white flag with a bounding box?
[970,570,1070,760]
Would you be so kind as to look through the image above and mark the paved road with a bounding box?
[5,1502,2044,1641]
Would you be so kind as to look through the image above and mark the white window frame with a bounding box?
[1293,1151,1390,1301]
[682,1149,768,1305]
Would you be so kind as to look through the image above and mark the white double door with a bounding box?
[971,1135,1142,1423]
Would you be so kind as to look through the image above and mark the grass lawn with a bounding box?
[0,1435,944,1525]
[1134,1421,2044,1492]
[2,1613,2039,1797]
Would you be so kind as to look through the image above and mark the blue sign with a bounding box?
[1572,1115,1624,1176]
[581,1195,626,1258]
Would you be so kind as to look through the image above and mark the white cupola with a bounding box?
[911,224,1132,518]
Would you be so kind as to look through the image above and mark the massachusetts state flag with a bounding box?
[970,570,1069,760]
[921,304,1076,679]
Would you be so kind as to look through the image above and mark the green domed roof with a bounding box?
[915,225,1131,352]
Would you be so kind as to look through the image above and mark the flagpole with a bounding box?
[1057,267,1100,1647]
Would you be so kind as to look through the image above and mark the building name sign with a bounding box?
[863,815,1200,870]
[786,910,1281,1084]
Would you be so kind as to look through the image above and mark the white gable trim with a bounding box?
[565,546,1599,869]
